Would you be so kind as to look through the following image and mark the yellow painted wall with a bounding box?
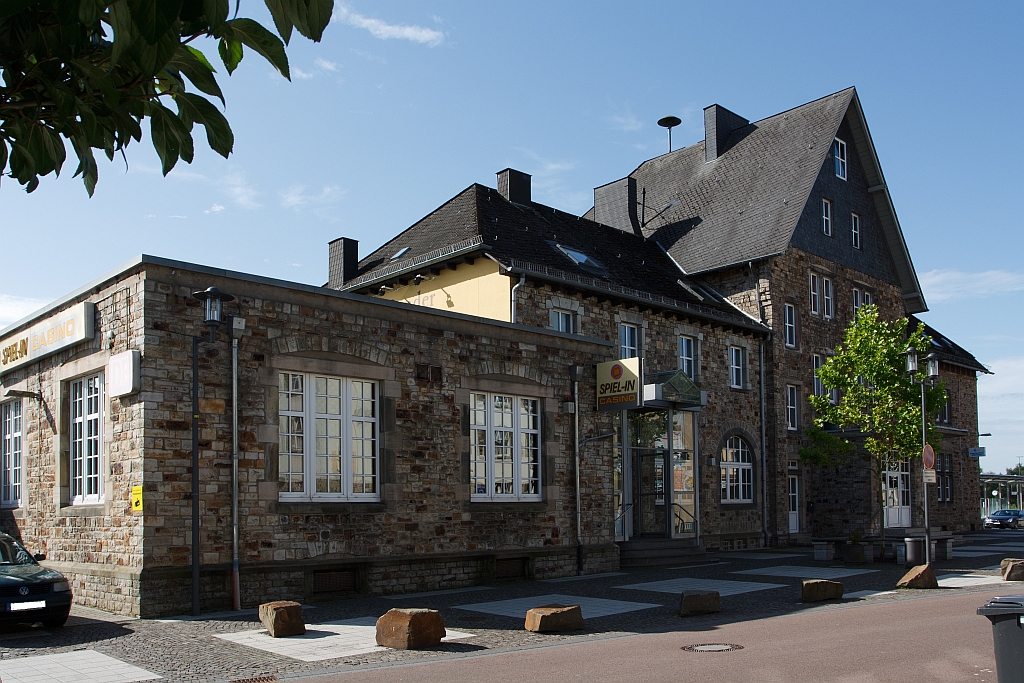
[379,259,511,322]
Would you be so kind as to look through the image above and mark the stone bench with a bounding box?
[259,601,305,638]
[525,604,584,632]
[679,590,720,616]
[801,579,844,602]
[376,608,446,649]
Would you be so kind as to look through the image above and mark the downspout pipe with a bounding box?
[760,336,770,549]
[231,335,241,611]
[510,274,525,324]
[573,372,582,575]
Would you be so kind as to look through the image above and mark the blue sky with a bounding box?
[2,2,1022,473]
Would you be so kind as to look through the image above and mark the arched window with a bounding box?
[721,436,753,503]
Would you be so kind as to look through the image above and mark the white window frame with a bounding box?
[851,212,861,249]
[729,346,746,389]
[620,323,639,359]
[786,385,799,431]
[783,304,797,348]
[809,273,820,315]
[863,291,872,307]
[822,198,832,236]
[721,436,753,503]
[834,138,847,180]
[1,400,23,509]
[70,372,104,505]
[822,278,834,319]
[550,308,576,334]
[853,288,862,314]
[679,335,695,380]
[278,372,380,502]
[469,392,542,502]
[813,355,825,397]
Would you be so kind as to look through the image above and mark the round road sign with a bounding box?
[922,443,935,469]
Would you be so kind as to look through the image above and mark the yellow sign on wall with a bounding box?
[596,358,643,411]
[131,485,143,513]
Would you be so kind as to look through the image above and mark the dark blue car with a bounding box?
[984,509,1024,530]
[0,533,72,628]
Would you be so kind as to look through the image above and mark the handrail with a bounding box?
[671,502,697,534]
[613,502,634,527]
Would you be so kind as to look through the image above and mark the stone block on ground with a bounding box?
[679,590,721,616]
[375,608,446,649]
[897,564,938,589]
[258,600,305,637]
[1002,558,1024,581]
[801,579,844,602]
[524,603,584,632]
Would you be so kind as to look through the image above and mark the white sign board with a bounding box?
[0,303,95,375]
[923,469,937,484]
[108,350,141,397]
[596,358,642,411]
[969,447,986,458]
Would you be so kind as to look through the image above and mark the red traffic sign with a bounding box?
[922,443,936,469]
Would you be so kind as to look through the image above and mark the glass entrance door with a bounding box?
[671,411,697,538]
[630,410,668,537]
[788,475,800,533]
[884,459,911,528]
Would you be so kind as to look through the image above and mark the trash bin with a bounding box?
[978,595,1024,682]
[904,537,925,567]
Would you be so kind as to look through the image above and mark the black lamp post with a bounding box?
[190,286,234,616]
[905,346,939,564]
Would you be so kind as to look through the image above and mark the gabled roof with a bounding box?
[909,315,990,374]
[587,87,927,313]
[344,184,767,332]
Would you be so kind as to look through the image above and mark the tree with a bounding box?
[0,0,332,195]
[1007,464,1024,477]
[799,305,945,539]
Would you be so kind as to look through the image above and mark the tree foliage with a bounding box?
[0,0,333,195]
[799,305,945,473]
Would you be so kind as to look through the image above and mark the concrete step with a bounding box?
[617,539,709,568]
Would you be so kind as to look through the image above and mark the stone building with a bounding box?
[0,256,630,616]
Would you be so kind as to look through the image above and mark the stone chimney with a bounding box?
[327,237,359,289]
[497,168,531,204]
[593,177,642,237]
[703,104,749,162]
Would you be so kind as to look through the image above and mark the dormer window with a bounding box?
[390,247,410,261]
[833,138,847,180]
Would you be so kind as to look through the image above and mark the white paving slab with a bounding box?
[845,589,897,599]
[936,573,1019,588]
[382,586,494,600]
[455,594,660,619]
[0,650,160,683]
[715,552,804,560]
[981,564,1002,571]
[216,616,473,662]
[541,572,627,583]
[616,577,785,597]
[730,565,879,580]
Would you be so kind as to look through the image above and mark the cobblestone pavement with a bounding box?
[0,530,1020,683]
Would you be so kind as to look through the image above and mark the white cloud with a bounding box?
[220,173,260,209]
[0,294,48,328]
[315,57,338,72]
[920,269,1024,303]
[608,109,643,133]
[280,184,345,209]
[204,204,225,214]
[169,215,187,219]
[292,67,314,80]
[334,4,444,46]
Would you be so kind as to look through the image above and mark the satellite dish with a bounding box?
[657,116,682,152]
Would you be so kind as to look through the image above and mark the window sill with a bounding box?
[59,504,107,517]
[275,501,385,514]
[468,501,548,513]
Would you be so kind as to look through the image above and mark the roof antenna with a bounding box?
[658,116,681,153]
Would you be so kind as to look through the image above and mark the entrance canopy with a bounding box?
[643,369,705,409]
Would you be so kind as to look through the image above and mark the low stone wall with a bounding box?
[43,561,141,617]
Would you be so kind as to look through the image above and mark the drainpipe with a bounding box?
[573,369,583,575]
[510,274,525,324]
[229,315,245,611]
[760,337,769,548]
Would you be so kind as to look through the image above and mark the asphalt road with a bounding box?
[306,589,1003,683]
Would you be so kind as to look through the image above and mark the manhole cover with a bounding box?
[682,643,744,653]
[230,676,278,683]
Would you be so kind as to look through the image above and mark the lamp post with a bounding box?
[190,286,234,616]
[905,347,939,564]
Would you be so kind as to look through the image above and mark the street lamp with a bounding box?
[905,347,939,564]
[190,286,233,616]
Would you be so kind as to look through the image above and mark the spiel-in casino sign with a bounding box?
[596,357,643,411]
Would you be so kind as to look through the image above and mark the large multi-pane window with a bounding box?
[70,373,103,504]
[937,453,953,503]
[278,373,378,501]
[620,323,639,359]
[679,336,695,379]
[809,273,820,315]
[786,385,799,430]
[822,278,834,319]
[469,393,541,502]
[729,346,746,389]
[721,436,753,503]
[833,138,847,179]
[822,198,833,236]
[784,304,797,347]
[1,401,22,508]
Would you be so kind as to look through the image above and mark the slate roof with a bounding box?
[909,315,990,374]
[585,88,927,313]
[344,184,765,331]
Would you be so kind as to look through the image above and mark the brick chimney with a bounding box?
[327,237,359,289]
[496,168,531,204]
[704,104,749,162]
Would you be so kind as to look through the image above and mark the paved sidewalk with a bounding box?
[0,529,1019,683]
